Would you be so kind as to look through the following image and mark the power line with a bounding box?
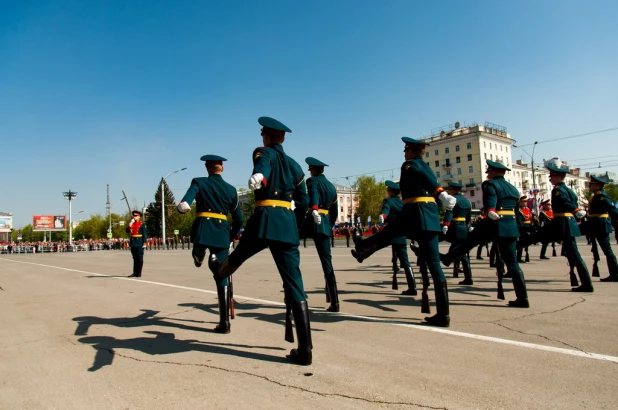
[516,127,618,148]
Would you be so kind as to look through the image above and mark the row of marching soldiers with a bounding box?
[169,116,617,366]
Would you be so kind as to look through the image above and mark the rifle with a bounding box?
[591,237,600,277]
[452,260,460,279]
[496,248,505,300]
[284,288,294,343]
[551,242,557,257]
[229,274,235,319]
[392,272,399,290]
[420,257,431,314]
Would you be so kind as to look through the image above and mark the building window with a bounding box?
[434,150,439,156]
[490,154,493,160]
[484,141,486,148]
[455,145,460,152]
[445,147,450,154]
[469,178,474,184]
[500,145,503,151]
[456,156,461,163]
[426,162,430,167]
[445,159,451,166]
[505,147,508,153]
[470,190,475,197]
[434,160,439,167]
[489,143,492,149]
[467,154,472,161]
[436,171,441,178]
[457,168,462,175]
[484,153,487,159]
[467,142,472,149]
[458,179,462,185]
[425,152,429,158]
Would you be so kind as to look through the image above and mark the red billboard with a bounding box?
[33,215,67,231]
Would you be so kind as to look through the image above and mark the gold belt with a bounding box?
[589,214,609,218]
[131,235,143,238]
[255,200,292,209]
[497,210,515,215]
[197,212,227,220]
[403,196,435,204]
[523,221,532,224]
[318,209,329,215]
[554,213,573,217]
[452,217,466,222]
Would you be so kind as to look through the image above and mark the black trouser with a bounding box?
[193,244,229,286]
[130,246,144,275]
[591,233,618,277]
[562,237,592,287]
[449,239,471,280]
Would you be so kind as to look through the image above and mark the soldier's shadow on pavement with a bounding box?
[78,330,288,372]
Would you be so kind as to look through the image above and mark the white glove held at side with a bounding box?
[248,173,264,190]
[312,210,322,225]
[439,191,457,210]
[177,201,191,213]
[575,209,586,219]
[378,214,385,224]
[442,225,448,235]
[487,211,501,221]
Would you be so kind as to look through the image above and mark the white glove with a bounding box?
[379,214,385,224]
[177,201,191,213]
[129,219,135,227]
[312,210,322,225]
[468,226,474,232]
[442,225,448,235]
[439,191,457,210]
[142,245,147,248]
[248,173,264,190]
[575,209,586,219]
[487,211,501,221]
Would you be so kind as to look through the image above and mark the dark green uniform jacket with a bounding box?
[126,222,147,247]
[444,193,471,241]
[399,156,442,233]
[549,182,581,238]
[482,176,520,238]
[180,174,244,248]
[586,189,618,235]
[304,174,338,237]
[251,144,308,244]
[381,196,407,245]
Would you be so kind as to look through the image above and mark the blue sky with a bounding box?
[2,0,617,228]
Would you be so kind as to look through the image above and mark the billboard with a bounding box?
[33,215,67,231]
[0,215,12,232]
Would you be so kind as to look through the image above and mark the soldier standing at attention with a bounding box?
[586,175,618,282]
[442,182,473,285]
[343,223,351,247]
[352,137,457,327]
[440,160,530,307]
[301,157,340,312]
[126,210,147,278]
[379,180,417,295]
[176,154,243,334]
[209,117,312,365]
[538,199,554,259]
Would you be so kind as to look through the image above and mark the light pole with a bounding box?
[161,167,187,248]
[513,141,539,213]
[345,176,354,227]
[62,190,77,244]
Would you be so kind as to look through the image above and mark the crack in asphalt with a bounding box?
[90,346,447,409]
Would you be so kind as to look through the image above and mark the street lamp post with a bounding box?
[161,167,187,249]
[513,141,539,214]
[345,177,354,227]
[62,190,78,244]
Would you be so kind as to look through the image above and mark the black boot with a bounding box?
[325,275,340,312]
[508,270,529,308]
[401,267,417,296]
[352,228,363,247]
[192,251,204,267]
[209,255,239,280]
[424,280,450,327]
[517,248,525,263]
[214,285,230,334]
[459,257,473,285]
[600,254,618,282]
[572,261,594,292]
[289,301,312,366]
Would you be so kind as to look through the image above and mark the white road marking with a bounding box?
[2,257,617,364]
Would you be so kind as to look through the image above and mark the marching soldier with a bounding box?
[379,180,417,295]
[300,157,340,312]
[442,182,473,285]
[516,196,533,263]
[209,117,313,365]
[126,210,147,278]
[440,160,530,308]
[351,137,457,327]
[538,199,554,259]
[176,154,244,334]
[585,175,618,282]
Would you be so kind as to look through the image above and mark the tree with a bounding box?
[238,188,255,227]
[355,176,384,226]
[605,184,618,203]
[145,178,180,238]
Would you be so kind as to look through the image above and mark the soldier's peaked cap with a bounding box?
[448,181,462,188]
[258,117,292,133]
[519,195,528,201]
[486,159,511,171]
[590,175,608,184]
[200,154,227,162]
[385,180,400,190]
[132,210,143,217]
[402,136,430,146]
[305,157,329,167]
[546,164,568,175]
[541,199,551,205]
